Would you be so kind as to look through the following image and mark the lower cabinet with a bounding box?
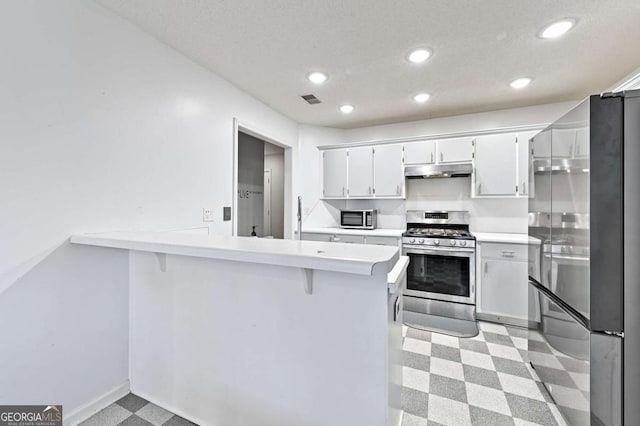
[477,242,540,326]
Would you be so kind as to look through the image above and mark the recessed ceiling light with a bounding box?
[340,104,354,114]
[413,93,431,103]
[510,77,533,89]
[307,72,328,84]
[407,48,432,64]
[539,19,576,39]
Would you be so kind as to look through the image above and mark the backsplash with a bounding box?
[305,177,527,234]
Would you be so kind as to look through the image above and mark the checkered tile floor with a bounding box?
[80,321,570,426]
[401,321,568,426]
[80,393,196,426]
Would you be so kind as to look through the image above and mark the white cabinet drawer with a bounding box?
[366,236,400,247]
[480,243,528,260]
[331,234,365,244]
[302,232,332,242]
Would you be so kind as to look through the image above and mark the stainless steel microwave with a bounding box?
[340,210,377,229]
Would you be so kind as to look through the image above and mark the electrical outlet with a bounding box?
[203,208,214,222]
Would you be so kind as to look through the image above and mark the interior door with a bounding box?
[263,169,272,237]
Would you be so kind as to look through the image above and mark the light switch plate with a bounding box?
[203,208,215,222]
[223,206,231,221]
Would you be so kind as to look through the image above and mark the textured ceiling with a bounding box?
[97,0,640,128]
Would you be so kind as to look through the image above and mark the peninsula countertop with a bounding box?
[70,231,400,276]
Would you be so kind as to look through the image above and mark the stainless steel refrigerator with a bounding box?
[528,90,640,425]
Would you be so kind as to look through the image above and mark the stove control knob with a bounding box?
[433,239,440,246]
[418,239,424,244]
[410,238,416,244]
[460,240,467,247]
[449,240,456,246]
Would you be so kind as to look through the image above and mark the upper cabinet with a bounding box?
[347,146,374,197]
[374,144,404,197]
[437,137,474,163]
[532,129,551,158]
[551,128,576,158]
[474,133,517,197]
[574,127,589,158]
[403,140,436,165]
[321,144,404,199]
[322,149,348,198]
[517,131,539,198]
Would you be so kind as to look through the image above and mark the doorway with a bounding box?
[236,130,285,238]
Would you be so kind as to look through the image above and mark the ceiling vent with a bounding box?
[301,94,321,105]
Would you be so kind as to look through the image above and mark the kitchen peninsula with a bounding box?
[70,231,406,426]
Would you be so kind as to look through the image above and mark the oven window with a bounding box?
[341,212,363,227]
[407,253,470,297]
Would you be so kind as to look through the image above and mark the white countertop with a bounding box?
[300,227,405,237]
[473,232,540,245]
[70,231,399,276]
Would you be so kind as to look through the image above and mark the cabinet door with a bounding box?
[532,129,551,158]
[322,149,348,197]
[331,234,365,244]
[574,127,589,158]
[301,232,332,242]
[347,146,374,197]
[437,137,474,163]
[403,141,435,165]
[552,128,576,158]
[475,133,517,196]
[517,131,538,197]
[374,144,404,197]
[480,258,529,321]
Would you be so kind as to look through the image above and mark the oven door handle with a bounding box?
[404,247,475,255]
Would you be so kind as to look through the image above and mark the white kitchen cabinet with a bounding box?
[331,234,365,244]
[552,128,576,158]
[403,140,436,165]
[322,149,348,198]
[347,146,374,197]
[474,133,517,196]
[532,129,552,158]
[517,131,538,198]
[301,232,332,242]
[437,137,474,163]
[574,126,589,158]
[374,144,404,197]
[477,242,533,326]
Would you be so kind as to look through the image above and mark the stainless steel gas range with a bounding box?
[402,211,477,332]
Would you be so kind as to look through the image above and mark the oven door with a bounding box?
[403,246,475,304]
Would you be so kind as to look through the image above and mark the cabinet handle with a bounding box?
[522,182,527,195]
[477,183,482,195]
[440,152,444,162]
[484,262,488,275]
[430,152,434,163]
[368,186,371,195]
[342,187,345,196]
[501,251,516,257]
[396,184,400,195]
[569,144,574,157]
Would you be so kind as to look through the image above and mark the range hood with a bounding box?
[533,158,590,175]
[404,163,473,179]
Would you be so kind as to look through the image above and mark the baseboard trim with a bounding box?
[476,312,532,328]
[64,381,130,426]
[130,388,206,426]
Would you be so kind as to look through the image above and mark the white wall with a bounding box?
[302,101,580,233]
[297,125,347,227]
[0,0,297,419]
